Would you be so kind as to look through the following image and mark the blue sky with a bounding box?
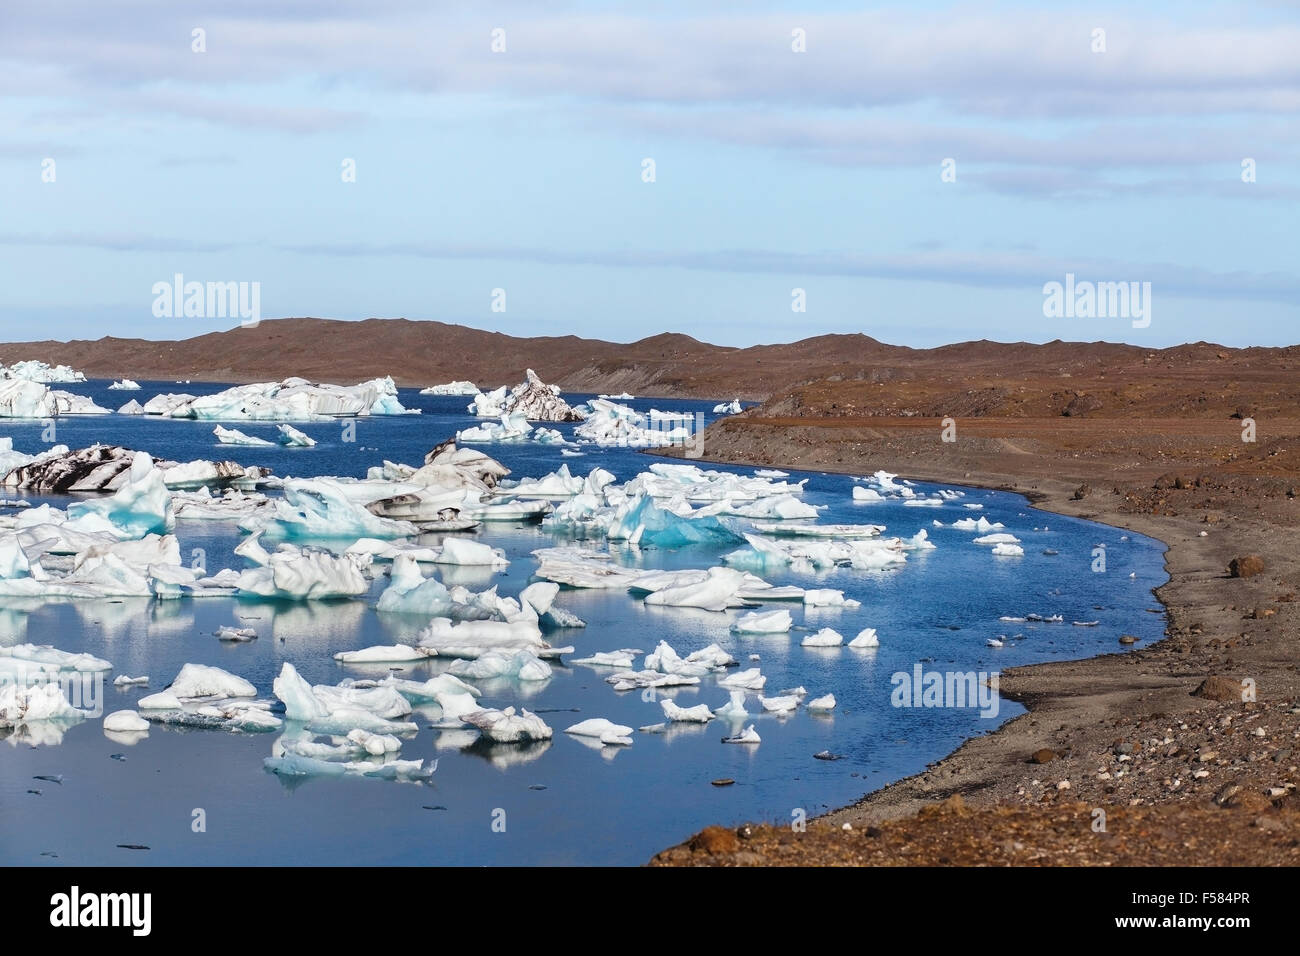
[1,0,1297,347]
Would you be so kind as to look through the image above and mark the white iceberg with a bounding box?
[564,718,634,746]
[801,627,844,647]
[277,424,316,447]
[108,379,142,391]
[731,609,794,634]
[103,710,150,732]
[722,724,760,744]
[661,699,714,723]
[421,381,479,396]
[848,627,880,648]
[461,705,553,743]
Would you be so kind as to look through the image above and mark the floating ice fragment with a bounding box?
[848,628,880,648]
[565,718,634,746]
[661,699,714,723]
[722,724,760,744]
[807,694,836,712]
[802,628,844,647]
[462,705,553,743]
[103,710,150,732]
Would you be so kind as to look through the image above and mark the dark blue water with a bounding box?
[0,380,1168,865]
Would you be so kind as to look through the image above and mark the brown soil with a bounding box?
[653,402,1300,865]
[3,320,1299,416]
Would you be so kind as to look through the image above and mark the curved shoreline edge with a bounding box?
[649,423,1296,864]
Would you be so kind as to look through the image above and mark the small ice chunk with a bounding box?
[103,710,150,732]
[661,699,714,723]
[565,718,634,746]
[713,690,749,719]
[848,627,880,648]
[732,609,793,633]
[334,645,432,663]
[807,693,836,712]
[722,724,760,744]
[801,627,843,647]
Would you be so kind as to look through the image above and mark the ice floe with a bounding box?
[215,425,274,447]
[801,627,844,647]
[103,710,150,732]
[661,699,714,723]
[108,379,142,391]
[421,381,479,396]
[468,370,581,422]
[461,705,553,743]
[731,609,793,633]
[722,724,760,744]
[848,627,880,648]
[143,377,414,420]
[1,360,86,383]
[0,379,110,418]
[564,718,633,746]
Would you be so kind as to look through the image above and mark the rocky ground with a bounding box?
[652,411,1300,866]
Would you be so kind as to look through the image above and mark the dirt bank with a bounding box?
[653,414,1299,865]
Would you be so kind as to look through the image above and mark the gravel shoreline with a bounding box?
[651,417,1298,865]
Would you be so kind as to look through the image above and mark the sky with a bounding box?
[1,0,1297,348]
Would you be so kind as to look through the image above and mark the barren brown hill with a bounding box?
[2,318,1298,417]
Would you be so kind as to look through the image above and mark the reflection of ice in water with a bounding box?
[261,599,368,645]
[1,718,78,748]
[461,736,552,769]
[567,733,623,761]
[0,604,32,645]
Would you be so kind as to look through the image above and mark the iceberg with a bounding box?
[807,693,836,712]
[458,412,534,443]
[103,710,150,732]
[643,566,749,611]
[991,542,1025,556]
[420,381,479,395]
[713,690,750,719]
[722,724,760,744]
[277,424,316,447]
[661,699,714,723]
[731,609,794,633]
[152,377,413,420]
[1,360,86,383]
[848,627,880,648]
[333,644,432,663]
[803,589,861,608]
[0,379,108,417]
[801,627,844,647]
[571,649,640,668]
[214,425,275,447]
[235,548,370,600]
[564,718,633,746]
[461,705,553,743]
[117,399,145,415]
[712,399,742,414]
[164,663,256,699]
[65,452,174,539]
[718,667,766,690]
[447,650,552,681]
[759,694,799,714]
[108,379,142,391]
[243,478,418,541]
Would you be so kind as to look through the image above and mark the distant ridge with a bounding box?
[1,317,1295,410]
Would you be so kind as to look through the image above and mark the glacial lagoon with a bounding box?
[0,381,1168,865]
